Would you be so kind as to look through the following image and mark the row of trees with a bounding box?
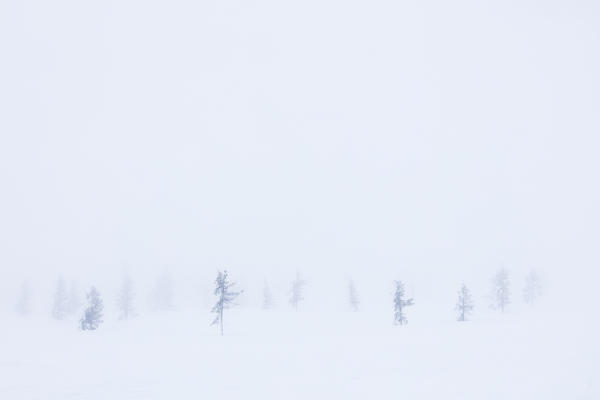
[15,274,168,320]
[212,268,543,334]
[285,269,541,327]
[13,268,543,333]
[455,268,542,322]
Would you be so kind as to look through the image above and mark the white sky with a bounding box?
[0,0,599,308]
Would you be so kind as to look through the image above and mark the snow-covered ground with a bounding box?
[2,304,597,399]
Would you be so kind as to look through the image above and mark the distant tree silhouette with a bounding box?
[262,280,274,310]
[490,268,510,312]
[523,270,542,305]
[348,279,359,312]
[117,275,136,320]
[52,277,68,320]
[289,272,306,311]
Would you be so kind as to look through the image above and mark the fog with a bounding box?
[0,0,599,345]
[1,0,599,312]
[1,1,599,398]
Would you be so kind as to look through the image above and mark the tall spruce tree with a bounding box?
[80,287,104,330]
[211,270,242,336]
[289,272,306,311]
[393,280,414,325]
[456,283,474,321]
[491,268,510,312]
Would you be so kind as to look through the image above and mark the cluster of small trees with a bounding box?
[15,268,543,334]
[456,268,542,322]
[25,275,135,331]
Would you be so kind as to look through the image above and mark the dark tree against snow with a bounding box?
[523,269,542,305]
[456,283,474,321]
[289,272,306,311]
[348,279,359,312]
[52,277,68,320]
[150,273,174,311]
[393,280,414,325]
[80,287,104,331]
[66,281,81,316]
[490,268,510,312]
[262,279,274,310]
[15,280,32,316]
[211,270,242,336]
[117,275,136,320]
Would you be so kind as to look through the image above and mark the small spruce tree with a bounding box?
[393,280,414,325]
[80,287,104,330]
[456,283,474,321]
[211,270,242,336]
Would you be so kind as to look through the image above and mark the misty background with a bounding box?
[0,0,599,317]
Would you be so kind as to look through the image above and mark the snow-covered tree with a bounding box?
[348,279,359,312]
[523,269,542,305]
[150,273,174,311]
[490,268,510,312]
[66,281,81,316]
[15,281,32,316]
[456,283,474,321]
[52,277,68,320]
[289,272,306,310]
[211,270,242,336]
[117,275,136,320]
[393,280,414,325]
[262,280,274,310]
[80,287,104,330]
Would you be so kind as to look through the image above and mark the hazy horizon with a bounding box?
[1,0,599,311]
